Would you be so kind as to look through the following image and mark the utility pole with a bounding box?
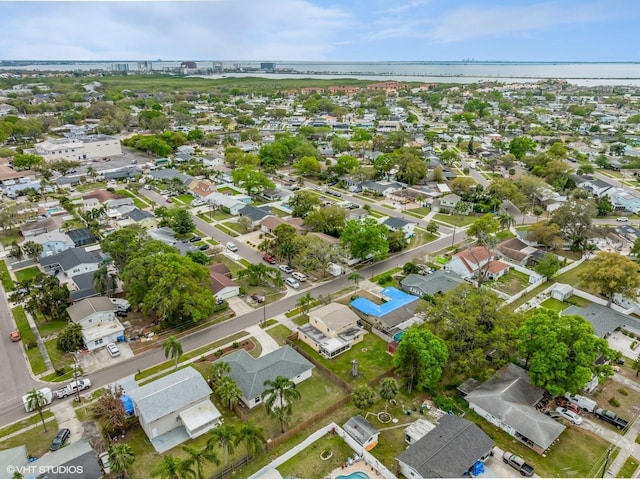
[262,290,267,327]
[601,447,612,478]
[451,225,457,247]
[73,355,80,403]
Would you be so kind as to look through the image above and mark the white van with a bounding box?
[292,272,307,282]
[285,278,300,289]
[226,242,238,252]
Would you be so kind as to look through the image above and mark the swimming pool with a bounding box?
[336,472,370,479]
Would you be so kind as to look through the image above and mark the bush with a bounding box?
[215,349,223,357]
[609,396,621,407]
[618,387,629,396]
[232,341,239,349]
[26,340,37,350]
[433,395,456,413]
[632,341,638,350]
[377,274,393,285]
[55,367,66,376]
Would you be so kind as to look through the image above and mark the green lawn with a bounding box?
[0,228,21,247]
[366,209,386,218]
[0,417,59,459]
[433,213,478,227]
[0,259,13,291]
[554,261,591,288]
[277,434,355,479]
[540,298,571,312]
[44,338,74,374]
[292,333,391,386]
[217,187,238,195]
[371,266,402,285]
[198,210,232,222]
[176,194,193,205]
[267,325,294,346]
[488,269,530,296]
[0,410,54,439]
[36,318,69,338]
[114,189,151,209]
[410,228,438,248]
[223,221,249,234]
[620,457,640,477]
[406,206,431,217]
[14,266,40,283]
[214,223,239,237]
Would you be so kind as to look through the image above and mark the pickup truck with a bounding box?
[503,451,535,477]
[593,407,629,430]
[54,379,92,399]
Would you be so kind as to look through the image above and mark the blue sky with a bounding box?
[0,0,638,62]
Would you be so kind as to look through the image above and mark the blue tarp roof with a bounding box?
[350,287,419,318]
[121,394,134,415]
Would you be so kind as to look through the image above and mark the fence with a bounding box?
[368,368,396,388]
[209,455,251,479]
[286,336,353,392]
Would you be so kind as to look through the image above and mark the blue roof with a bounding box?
[350,287,419,317]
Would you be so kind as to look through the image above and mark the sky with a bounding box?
[0,0,639,62]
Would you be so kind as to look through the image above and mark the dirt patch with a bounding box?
[200,338,257,362]
[592,375,640,420]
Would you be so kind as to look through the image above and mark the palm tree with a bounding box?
[497,213,515,231]
[26,389,48,432]
[379,377,399,413]
[181,445,219,479]
[163,336,183,371]
[235,422,265,458]
[93,265,109,296]
[22,241,43,260]
[151,455,187,479]
[215,376,243,410]
[268,405,292,434]
[9,241,23,261]
[295,292,314,317]
[262,376,301,433]
[206,424,237,467]
[348,272,363,290]
[209,361,231,383]
[109,443,135,479]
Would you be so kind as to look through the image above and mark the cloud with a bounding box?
[375,0,430,16]
[0,0,352,60]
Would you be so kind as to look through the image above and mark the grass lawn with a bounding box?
[406,206,431,217]
[619,456,639,478]
[352,194,376,203]
[14,266,40,283]
[0,410,54,439]
[223,221,249,234]
[366,209,386,218]
[35,318,69,338]
[44,338,75,373]
[211,255,246,277]
[540,298,571,312]
[371,266,402,285]
[277,434,355,479]
[495,230,516,241]
[217,187,238,195]
[199,210,233,222]
[489,269,530,296]
[292,333,391,386]
[114,189,150,209]
[0,227,21,247]
[0,260,14,291]
[0,417,59,459]
[267,325,293,346]
[214,223,240,237]
[13,305,36,344]
[592,376,640,423]
[176,194,193,205]
[433,213,477,227]
[410,227,438,248]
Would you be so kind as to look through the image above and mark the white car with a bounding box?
[555,406,583,425]
[226,242,238,252]
[143,184,152,190]
[285,277,300,289]
[279,265,293,274]
[292,272,307,282]
[106,343,120,358]
[98,451,111,474]
[192,199,205,206]
[616,217,629,222]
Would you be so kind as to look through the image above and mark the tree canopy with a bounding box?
[340,218,389,262]
[393,327,448,393]
[579,252,640,307]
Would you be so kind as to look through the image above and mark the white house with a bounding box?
[217,346,314,409]
[40,247,101,278]
[382,217,416,238]
[127,367,222,453]
[66,297,125,351]
[447,246,510,281]
[29,134,122,162]
[204,193,246,216]
[26,231,75,258]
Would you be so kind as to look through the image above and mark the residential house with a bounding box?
[148,168,193,187]
[396,415,494,479]
[67,228,97,247]
[446,246,510,281]
[464,363,566,454]
[382,217,416,238]
[209,263,231,278]
[400,270,465,297]
[25,439,103,479]
[188,179,216,198]
[438,193,462,212]
[81,189,120,210]
[127,367,222,453]
[261,189,281,201]
[238,205,271,227]
[348,207,369,221]
[116,208,158,229]
[205,193,246,216]
[19,216,64,239]
[563,303,640,338]
[361,180,405,197]
[298,303,367,359]
[575,177,613,197]
[27,231,75,258]
[497,237,545,266]
[350,287,420,332]
[259,216,306,235]
[218,346,314,409]
[147,227,193,255]
[209,270,240,301]
[603,187,640,213]
[68,270,101,302]
[66,297,125,351]
[40,247,101,278]
[343,415,379,451]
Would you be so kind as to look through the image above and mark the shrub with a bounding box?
[215,349,223,357]
[632,341,638,350]
[377,273,393,285]
[618,387,629,396]
[55,367,66,376]
[609,396,621,407]
[433,395,456,412]
[232,341,239,349]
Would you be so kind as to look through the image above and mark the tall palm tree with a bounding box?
[93,265,109,296]
[215,376,243,410]
[109,443,135,479]
[235,422,265,458]
[497,213,515,231]
[151,455,187,479]
[210,361,231,383]
[181,445,219,479]
[9,241,23,261]
[23,241,43,261]
[26,389,48,432]
[262,376,301,433]
[348,272,363,290]
[379,377,399,413]
[206,424,237,467]
[295,292,314,317]
[163,336,183,371]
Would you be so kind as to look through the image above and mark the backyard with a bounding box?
[14,266,40,283]
[488,269,530,296]
[277,434,355,479]
[433,213,478,227]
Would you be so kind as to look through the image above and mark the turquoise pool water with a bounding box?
[336,472,370,479]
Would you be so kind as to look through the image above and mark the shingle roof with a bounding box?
[309,302,360,331]
[66,297,116,323]
[128,367,212,423]
[400,270,464,296]
[397,415,494,478]
[40,247,99,271]
[563,303,640,338]
[384,217,413,229]
[239,205,271,221]
[210,271,238,294]
[343,415,378,446]
[465,363,565,450]
[219,346,314,400]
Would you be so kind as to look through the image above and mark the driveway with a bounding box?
[78,343,134,374]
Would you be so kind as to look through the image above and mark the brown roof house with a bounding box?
[209,265,240,301]
[446,246,510,282]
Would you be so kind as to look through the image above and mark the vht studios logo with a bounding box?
[6,464,84,475]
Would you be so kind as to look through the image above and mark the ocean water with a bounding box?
[3,61,640,86]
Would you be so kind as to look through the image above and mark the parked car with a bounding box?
[616,217,629,222]
[545,410,562,421]
[166,198,173,203]
[115,310,128,318]
[251,293,265,303]
[226,242,238,252]
[285,278,300,289]
[9,331,21,342]
[198,245,209,251]
[279,265,293,274]
[160,190,170,195]
[143,184,152,190]
[502,451,534,477]
[50,428,71,451]
[555,406,583,425]
[263,254,277,264]
[292,272,307,282]
[189,236,202,243]
[106,343,120,358]
[98,451,111,474]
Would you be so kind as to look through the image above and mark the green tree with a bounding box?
[387,230,408,253]
[100,226,148,270]
[12,153,44,170]
[151,455,185,479]
[207,424,237,466]
[550,199,596,251]
[304,205,348,237]
[262,376,301,433]
[25,389,48,432]
[334,155,360,175]
[288,190,320,218]
[393,327,448,393]
[292,156,321,177]
[109,443,136,479]
[379,377,398,413]
[236,263,283,288]
[633,353,640,377]
[534,254,562,280]
[631,237,640,259]
[163,336,183,370]
[348,272,363,290]
[56,323,84,352]
[214,376,243,410]
[167,208,195,235]
[231,168,275,196]
[181,445,218,479]
[235,421,265,458]
[296,292,314,317]
[579,252,640,307]
[595,196,614,217]
[509,136,536,160]
[526,221,564,249]
[210,360,231,383]
[331,136,350,154]
[351,385,376,413]
[341,218,389,262]
[517,309,613,396]
[396,158,427,185]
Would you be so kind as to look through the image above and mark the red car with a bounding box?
[262,255,276,265]
[9,331,21,342]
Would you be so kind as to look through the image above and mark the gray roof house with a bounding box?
[400,270,465,297]
[397,415,494,479]
[464,363,566,454]
[343,415,379,451]
[0,446,28,479]
[382,217,416,238]
[30,439,103,479]
[218,346,314,409]
[238,205,271,225]
[66,297,124,351]
[40,247,101,278]
[563,303,640,338]
[127,367,222,453]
